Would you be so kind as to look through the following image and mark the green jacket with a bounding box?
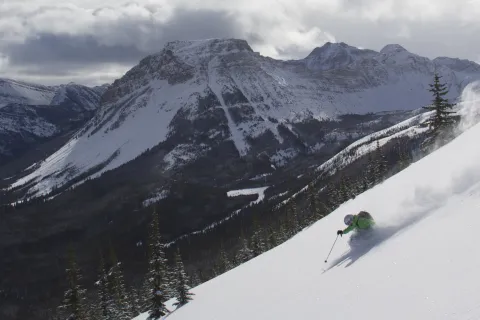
[343,215,375,234]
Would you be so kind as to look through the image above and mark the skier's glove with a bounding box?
[337,230,343,236]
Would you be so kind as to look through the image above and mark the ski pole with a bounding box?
[324,234,339,263]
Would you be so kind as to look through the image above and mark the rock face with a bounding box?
[10,38,480,197]
[0,79,106,165]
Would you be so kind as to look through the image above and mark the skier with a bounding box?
[337,211,375,236]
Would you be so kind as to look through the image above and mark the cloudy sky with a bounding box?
[1,0,480,86]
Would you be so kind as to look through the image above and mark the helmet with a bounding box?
[344,214,354,225]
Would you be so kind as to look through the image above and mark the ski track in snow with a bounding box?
[134,115,480,320]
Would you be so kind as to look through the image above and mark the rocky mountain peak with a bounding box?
[163,38,254,59]
[102,38,253,105]
[380,44,409,55]
[12,38,480,199]
[304,41,376,71]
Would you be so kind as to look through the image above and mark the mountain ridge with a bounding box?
[0,78,108,165]
[9,38,480,198]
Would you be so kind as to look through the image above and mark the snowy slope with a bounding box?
[227,187,269,206]
[0,78,105,110]
[134,107,480,319]
[316,109,431,176]
[50,83,102,111]
[0,79,104,163]
[0,78,56,106]
[11,39,480,197]
[227,187,268,200]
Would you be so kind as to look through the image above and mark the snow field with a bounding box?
[227,187,269,205]
[134,111,480,320]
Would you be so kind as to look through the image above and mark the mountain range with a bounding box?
[8,39,480,198]
[1,38,480,320]
[0,78,108,166]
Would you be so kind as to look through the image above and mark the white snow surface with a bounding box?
[0,78,55,106]
[227,186,268,205]
[134,113,480,320]
[163,143,211,170]
[142,189,169,207]
[317,110,432,175]
[11,80,192,194]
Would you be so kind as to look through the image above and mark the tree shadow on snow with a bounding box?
[323,211,431,272]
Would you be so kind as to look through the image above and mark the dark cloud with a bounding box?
[245,32,265,46]
[5,33,145,65]
[1,8,242,85]
[2,1,480,86]
[160,9,241,43]
[301,11,480,61]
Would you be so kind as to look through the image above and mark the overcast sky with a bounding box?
[1,0,480,86]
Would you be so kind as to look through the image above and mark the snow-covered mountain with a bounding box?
[50,83,106,111]
[133,98,480,320]
[315,109,431,176]
[0,78,56,107]
[10,38,480,198]
[0,79,105,164]
[0,78,109,109]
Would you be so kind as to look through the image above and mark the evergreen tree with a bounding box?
[145,209,169,319]
[276,218,289,244]
[250,215,266,257]
[401,141,411,168]
[266,227,279,249]
[95,252,115,320]
[361,174,369,192]
[58,248,87,320]
[338,175,350,202]
[344,175,355,199]
[197,269,206,284]
[189,270,202,287]
[235,231,254,263]
[325,185,337,211]
[396,140,410,170]
[211,260,221,277]
[423,73,456,134]
[140,276,150,313]
[172,248,194,308]
[351,177,362,195]
[374,141,388,182]
[165,264,177,299]
[366,152,376,186]
[287,202,301,235]
[107,246,132,320]
[306,187,316,224]
[219,242,233,273]
[127,287,141,318]
[308,187,325,223]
